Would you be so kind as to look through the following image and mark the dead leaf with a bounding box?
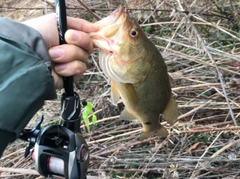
[187,142,205,154]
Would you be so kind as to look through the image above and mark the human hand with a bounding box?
[22,14,99,89]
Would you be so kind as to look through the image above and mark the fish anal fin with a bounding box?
[168,75,174,87]
[111,81,120,105]
[120,109,136,121]
[162,96,178,125]
[140,125,168,140]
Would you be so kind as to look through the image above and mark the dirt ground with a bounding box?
[1,0,240,179]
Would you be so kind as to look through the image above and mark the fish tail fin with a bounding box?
[140,125,168,140]
[163,96,179,125]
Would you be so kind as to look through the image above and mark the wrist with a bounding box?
[22,13,59,49]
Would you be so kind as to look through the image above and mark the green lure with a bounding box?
[82,101,97,132]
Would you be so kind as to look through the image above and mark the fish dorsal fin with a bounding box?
[162,96,178,125]
[111,81,120,105]
[120,109,136,121]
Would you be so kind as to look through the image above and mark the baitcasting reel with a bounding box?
[33,125,89,179]
[20,118,89,179]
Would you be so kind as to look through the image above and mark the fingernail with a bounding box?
[55,64,67,71]
[49,48,64,59]
[94,24,101,31]
[72,31,81,42]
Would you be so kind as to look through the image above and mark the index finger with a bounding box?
[67,17,99,33]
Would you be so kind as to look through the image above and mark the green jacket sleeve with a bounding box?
[0,18,56,153]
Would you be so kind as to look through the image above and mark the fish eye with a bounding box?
[130,29,138,38]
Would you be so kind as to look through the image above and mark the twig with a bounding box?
[88,129,141,144]
[0,6,235,20]
[172,83,222,92]
[159,47,240,75]
[0,149,25,161]
[89,167,238,174]
[0,168,101,179]
[76,0,101,20]
[190,130,223,178]
[0,167,39,175]
[178,100,212,120]
[93,136,159,156]
[80,114,119,128]
[171,126,240,135]
[188,16,237,126]
[190,139,240,178]
[140,139,167,178]
[42,0,55,8]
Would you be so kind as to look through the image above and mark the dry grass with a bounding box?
[1,0,240,178]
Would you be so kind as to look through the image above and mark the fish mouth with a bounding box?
[89,6,127,51]
[97,5,126,29]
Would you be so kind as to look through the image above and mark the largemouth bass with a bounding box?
[90,6,178,139]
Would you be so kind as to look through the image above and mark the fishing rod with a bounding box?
[19,0,89,178]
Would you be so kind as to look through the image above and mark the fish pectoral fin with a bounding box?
[162,96,179,125]
[140,125,168,140]
[122,83,138,104]
[120,109,136,121]
[111,81,120,105]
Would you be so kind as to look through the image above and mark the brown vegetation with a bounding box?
[0,0,240,178]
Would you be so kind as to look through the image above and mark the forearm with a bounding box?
[0,18,56,156]
[0,17,55,96]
